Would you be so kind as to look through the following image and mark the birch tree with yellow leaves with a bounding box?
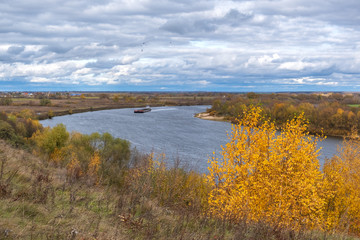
[207,106,325,230]
[323,139,360,234]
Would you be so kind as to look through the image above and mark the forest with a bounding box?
[208,92,360,138]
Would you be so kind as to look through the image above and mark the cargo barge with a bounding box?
[134,106,151,113]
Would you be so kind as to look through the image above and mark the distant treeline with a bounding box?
[208,92,360,137]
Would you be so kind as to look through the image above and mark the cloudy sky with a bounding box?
[1,0,360,92]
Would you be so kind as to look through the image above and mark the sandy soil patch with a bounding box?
[195,112,225,121]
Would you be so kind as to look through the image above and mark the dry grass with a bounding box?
[0,93,218,119]
[0,140,128,239]
[0,140,359,239]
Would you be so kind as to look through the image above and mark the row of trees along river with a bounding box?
[209,92,360,138]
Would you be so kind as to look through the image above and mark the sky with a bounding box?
[1,0,360,92]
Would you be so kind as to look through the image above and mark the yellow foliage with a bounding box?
[323,140,360,234]
[88,151,101,184]
[348,111,355,120]
[31,124,69,158]
[26,118,42,132]
[16,109,36,119]
[49,147,64,165]
[336,108,344,115]
[66,152,82,180]
[207,106,324,230]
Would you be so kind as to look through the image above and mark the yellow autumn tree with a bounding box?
[207,106,325,230]
[49,147,64,165]
[323,140,360,234]
[67,152,82,181]
[87,151,101,184]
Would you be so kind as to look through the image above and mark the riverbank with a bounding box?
[40,102,214,120]
[0,92,220,120]
[37,103,166,120]
[194,112,226,122]
[195,111,351,141]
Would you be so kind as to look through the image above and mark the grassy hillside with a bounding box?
[0,140,128,239]
[0,140,359,239]
[0,139,227,239]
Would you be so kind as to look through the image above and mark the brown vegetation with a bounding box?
[0,92,219,119]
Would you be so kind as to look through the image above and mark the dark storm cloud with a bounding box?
[0,0,359,91]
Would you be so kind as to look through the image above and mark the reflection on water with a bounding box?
[40,105,343,173]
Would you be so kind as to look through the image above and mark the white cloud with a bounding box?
[278,61,329,71]
[112,65,133,76]
[0,0,359,91]
[275,77,339,86]
[245,54,280,67]
[195,80,210,85]
[30,77,52,83]
[129,78,150,84]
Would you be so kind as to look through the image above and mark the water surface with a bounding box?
[40,105,343,172]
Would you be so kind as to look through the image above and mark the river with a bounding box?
[40,105,343,173]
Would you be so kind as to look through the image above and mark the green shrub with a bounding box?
[16,109,36,119]
[66,132,131,185]
[0,97,12,106]
[34,124,69,156]
[40,98,51,106]
[0,120,15,140]
[0,112,7,121]
[47,110,54,119]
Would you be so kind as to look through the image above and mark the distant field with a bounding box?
[0,92,219,119]
[348,104,360,107]
[71,96,100,99]
[11,98,30,102]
